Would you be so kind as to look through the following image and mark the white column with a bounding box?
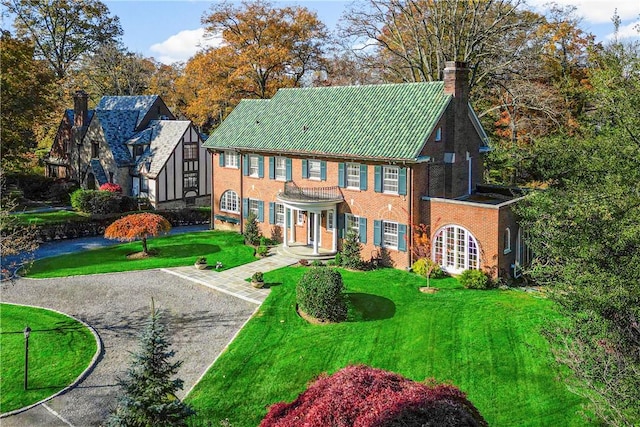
[289,208,295,243]
[283,206,289,248]
[331,207,337,253]
[313,211,320,255]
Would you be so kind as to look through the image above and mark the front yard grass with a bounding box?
[0,303,97,414]
[24,231,256,278]
[186,267,587,427]
[11,210,90,226]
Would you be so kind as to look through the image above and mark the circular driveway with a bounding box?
[0,270,257,426]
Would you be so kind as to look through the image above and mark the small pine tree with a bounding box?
[108,304,195,427]
[243,211,261,245]
[341,229,363,269]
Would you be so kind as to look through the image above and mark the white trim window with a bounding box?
[347,163,360,188]
[308,160,321,180]
[432,225,479,274]
[275,157,287,180]
[224,151,239,168]
[275,203,285,226]
[248,198,260,217]
[297,210,305,225]
[248,155,260,177]
[345,213,360,233]
[326,211,334,230]
[383,166,399,194]
[503,227,511,254]
[382,221,399,249]
[435,127,442,142]
[220,190,239,213]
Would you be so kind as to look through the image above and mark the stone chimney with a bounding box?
[443,61,470,103]
[73,90,89,129]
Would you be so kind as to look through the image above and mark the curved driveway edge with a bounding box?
[0,269,257,426]
[0,303,103,418]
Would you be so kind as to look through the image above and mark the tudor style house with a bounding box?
[203,62,530,278]
[45,91,211,209]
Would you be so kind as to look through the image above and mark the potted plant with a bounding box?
[251,271,265,288]
[195,257,208,270]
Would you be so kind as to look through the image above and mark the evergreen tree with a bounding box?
[341,229,363,270]
[243,211,261,246]
[108,305,194,427]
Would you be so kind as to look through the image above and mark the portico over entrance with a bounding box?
[276,182,344,256]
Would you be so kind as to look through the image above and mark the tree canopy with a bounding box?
[104,213,171,255]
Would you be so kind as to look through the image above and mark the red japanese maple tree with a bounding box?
[260,365,487,427]
[104,213,171,256]
[99,182,122,193]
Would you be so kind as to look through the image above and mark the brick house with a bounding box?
[45,91,211,209]
[203,62,529,278]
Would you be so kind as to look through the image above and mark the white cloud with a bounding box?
[527,0,640,24]
[605,19,640,40]
[150,28,222,64]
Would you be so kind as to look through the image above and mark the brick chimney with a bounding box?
[73,90,89,128]
[443,61,470,103]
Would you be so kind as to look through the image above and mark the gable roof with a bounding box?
[203,82,451,161]
[134,120,193,178]
[97,95,160,129]
[94,109,139,166]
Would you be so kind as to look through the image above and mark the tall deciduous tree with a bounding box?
[104,213,171,255]
[517,37,640,426]
[108,304,195,426]
[4,0,122,80]
[0,30,57,172]
[178,0,328,131]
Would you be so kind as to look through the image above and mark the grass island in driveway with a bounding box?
[0,303,97,414]
[24,231,256,278]
[185,267,588,427]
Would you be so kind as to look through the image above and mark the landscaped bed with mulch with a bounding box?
[185,267,588,427]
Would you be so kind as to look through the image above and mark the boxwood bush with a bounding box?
[70,189,136,215]
[459,269,493,290]
[296,268,347,322]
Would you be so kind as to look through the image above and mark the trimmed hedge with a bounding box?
[70,189,137,215]
[459,269,493,290]
[296,268,347,322]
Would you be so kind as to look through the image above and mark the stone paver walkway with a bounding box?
[162,250,299,304]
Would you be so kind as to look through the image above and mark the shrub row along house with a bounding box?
[204,62,530,278]
[45,91,211,209]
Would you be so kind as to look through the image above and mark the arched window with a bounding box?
[503,227,511,254]
[220,190,239,213]
[432,225,480,274]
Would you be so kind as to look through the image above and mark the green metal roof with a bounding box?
[203,82,451,161]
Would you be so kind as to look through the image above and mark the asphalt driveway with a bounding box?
[0,269,257,426]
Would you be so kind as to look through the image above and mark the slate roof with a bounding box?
[94,110,139,167]
[134,121,193,179]
[97,95,160,129]
[203,82,451,161]
[65,109,95,124]
[89,159,109,185]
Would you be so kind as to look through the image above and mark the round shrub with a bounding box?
[459,269,493,289]
[296,268,347,322]
[71,189,135,215]
[412,258,446,279]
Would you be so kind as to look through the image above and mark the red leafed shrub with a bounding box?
[104,213,171,255]
[99,182,122,193]
[260,365,487,427]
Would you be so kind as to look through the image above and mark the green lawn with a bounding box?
[0,303,97,413]
[11,210,90,226]
[186,267,587,427]
[25,231,256,278]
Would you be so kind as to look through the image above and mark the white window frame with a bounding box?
[224,151,239,168]
[248,155,260,177]
[326,211,334,230]
[503,227,511,254]
[382,220,399,249]
[435,127,442,142]
[308,160,321,180]
[220,190,239,213]
[275,203,285,226]
[346,163,360,189]
[248,198,260,217]
[383,166,399,194]
[432,225,480,275]
[345,213,360,233]
[297,210,305,225]
[275,157,287,181]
